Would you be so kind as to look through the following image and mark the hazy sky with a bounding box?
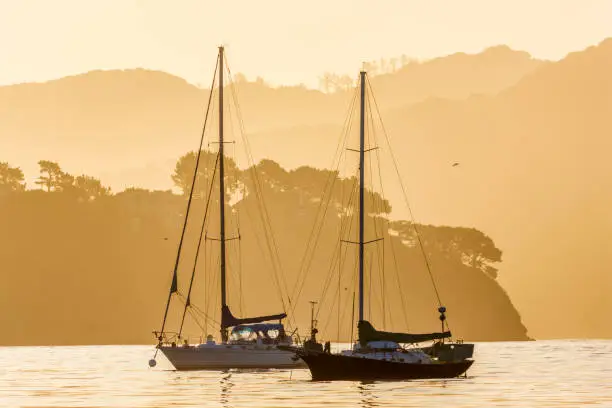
[2,0,611,87]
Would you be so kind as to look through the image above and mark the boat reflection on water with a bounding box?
[357,382,379,408]
[219,371,233,408]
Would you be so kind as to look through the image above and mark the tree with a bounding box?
[233,72,247,83]
[390,58,398,72]
[75,175,111,199]
[390,223,502,279]
[336,75,354,92]
[0,162,25,193]
[319,72,333,93]
[171,150,238,197]
[56,171,75,193]
[35,160,62,192]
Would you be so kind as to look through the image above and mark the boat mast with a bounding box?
[218,46,228,342]
[358,70,366,322]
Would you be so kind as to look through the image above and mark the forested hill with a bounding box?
[2,39,611,340]
[0,157,528,345]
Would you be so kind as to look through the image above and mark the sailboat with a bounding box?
[288,70,475,381]
[150,46,304,370]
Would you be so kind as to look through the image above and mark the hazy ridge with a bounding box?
[1,40,611,339]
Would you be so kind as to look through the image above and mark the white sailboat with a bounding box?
[150,46,303,370]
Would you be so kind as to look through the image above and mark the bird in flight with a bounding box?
[452,162,460,167]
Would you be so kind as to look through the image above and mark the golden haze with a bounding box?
[1,39,611,343]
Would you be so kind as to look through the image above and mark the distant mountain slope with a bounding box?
[262,38,612,338]
[370,45,546,108]
[0,46,543,190]
[1,40,610,339]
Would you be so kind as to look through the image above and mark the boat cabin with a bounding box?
[229,323,291,345]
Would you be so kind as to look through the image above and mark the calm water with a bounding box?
[1,341,611,407]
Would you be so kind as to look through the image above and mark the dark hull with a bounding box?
[298,351,474,381]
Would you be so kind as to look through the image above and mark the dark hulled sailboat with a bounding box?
[292,70,475,381]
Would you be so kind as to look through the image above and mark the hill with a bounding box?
[257,38,612,338]
[0,161,528,345]
[0,45,543,190]
[2,40,610,339]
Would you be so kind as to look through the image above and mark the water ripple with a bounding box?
[0,341,611,407]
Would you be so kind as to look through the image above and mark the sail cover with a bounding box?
[358,320,451,346]
[221,305,287,328]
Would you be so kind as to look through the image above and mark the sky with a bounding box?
[1,0,612,88]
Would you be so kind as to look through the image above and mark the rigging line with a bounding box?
[370,101,411,331]
[222,62,293,330]
[315,174,357,310]
[320,248,358,341]
[211,256,221,332]
[366,84,411,332]
[368,252,373,321]
[337,259,357,335]
[337,234,341,343]
[366,76,443,307]
[239,173,290,314]
[157,53,220,341]
[319,278,340,340]
[315,171,359,323]
[388,232,411,331]
[238,237,244,316]
[225,246,244,304]
[178,151,221,339]
[228,126,245,317]
[350,289,356,344]
[224,63,281,254]
[203,243,217,335]
[238,178,246,316]
[204,236,210,335]
[187,307,210,335]
[245,160,290,311]
[228,166,292,325]
[289,83,359,302]
[189,301,221,327]
[368,250,386,325]
[321,169,361,309]
[316,172,360,321]
[225,59,292,315]
[366,94,387,329]
[289,86,360,315]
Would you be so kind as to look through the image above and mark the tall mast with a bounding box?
[218,46,227,337]
[358,70,366,322]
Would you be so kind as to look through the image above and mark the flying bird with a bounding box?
[452,162,460,167]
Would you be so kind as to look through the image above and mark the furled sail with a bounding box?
[221,305,287,328]
[358,320,451,346]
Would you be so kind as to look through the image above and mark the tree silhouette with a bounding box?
[390,222,502,279]
[35,160,62,192]
[56,171,76,193]
[172,150,239,198]
[75,175,111,199]
[0,156,530,344]
[0,162,25,193]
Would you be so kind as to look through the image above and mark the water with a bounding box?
[1,341,611,407]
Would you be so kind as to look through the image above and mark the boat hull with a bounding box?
[159,345,305,370]
[298,350,473,381]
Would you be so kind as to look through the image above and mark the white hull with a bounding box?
[159,344,306,370]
